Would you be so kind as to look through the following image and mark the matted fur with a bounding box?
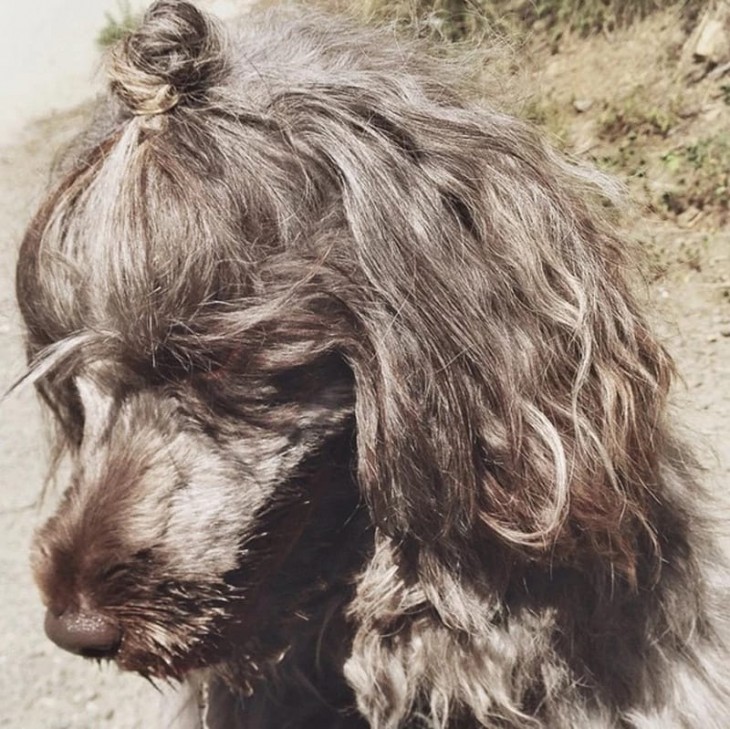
[15,1,729,726]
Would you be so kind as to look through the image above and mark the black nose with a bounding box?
[44,608,121,659]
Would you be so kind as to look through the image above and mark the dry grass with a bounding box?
[327,0,708,40]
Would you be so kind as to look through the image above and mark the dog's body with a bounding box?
[15,2,729,727]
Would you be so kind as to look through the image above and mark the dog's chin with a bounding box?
[112,619,277,683]
[103,627,229,682]
[117,641,281,690]
[114,646,216,682]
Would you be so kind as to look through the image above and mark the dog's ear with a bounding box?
[296,86,675,580]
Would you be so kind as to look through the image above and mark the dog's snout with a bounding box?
[44,608,121,659]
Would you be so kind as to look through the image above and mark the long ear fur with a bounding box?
[279,74,673,579]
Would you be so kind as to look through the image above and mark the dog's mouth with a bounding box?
[115,644,212,682]
[36,429,356,682]
[112,618,287,684]
[42,604,222,680]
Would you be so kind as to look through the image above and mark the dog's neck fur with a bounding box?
[209,430,370,727]
[203,453,724,728]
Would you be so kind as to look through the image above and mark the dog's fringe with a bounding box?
[5,332,101,398]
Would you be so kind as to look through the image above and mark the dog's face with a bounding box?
[17,1,678,702]
[16,90,364,680]
[31,347,354,679]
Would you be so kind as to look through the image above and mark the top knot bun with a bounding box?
[108,0,227,116]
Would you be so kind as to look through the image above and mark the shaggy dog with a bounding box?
[15,1,729,727]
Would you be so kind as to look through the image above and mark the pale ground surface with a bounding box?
[0,3,728,728]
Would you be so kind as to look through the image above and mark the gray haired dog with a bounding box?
[15,1,730,727]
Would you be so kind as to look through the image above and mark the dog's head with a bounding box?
[16,1,675,682]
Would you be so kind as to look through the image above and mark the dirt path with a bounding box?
[0,6,728,728]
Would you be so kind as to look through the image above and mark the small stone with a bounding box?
[573,98,594,113]
[707,334,719,343]
[677,206,701,227]
[695,18,729,64]
[720,327,730,338]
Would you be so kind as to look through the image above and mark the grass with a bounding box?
[598,87,681,143]
[97,1,140,48]
[522,0,704,36]
[522,96,570,144]
[721,84,730,106]
[661,136,730,217]
[335,0,708,40]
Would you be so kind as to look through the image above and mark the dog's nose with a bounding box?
[44,608,121,659]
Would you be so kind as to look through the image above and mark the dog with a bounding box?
[15,1,730,726]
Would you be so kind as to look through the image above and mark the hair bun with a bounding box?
[108,0,227,116]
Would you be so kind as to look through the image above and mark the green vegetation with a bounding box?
[661,137,730,216]
[721,84,730,106]
[523,0,702,37]
[522,96,570,144]
[97,1,140,48]
[596,85,682,181]
[355,0,502,40]
[598,87,681,142]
